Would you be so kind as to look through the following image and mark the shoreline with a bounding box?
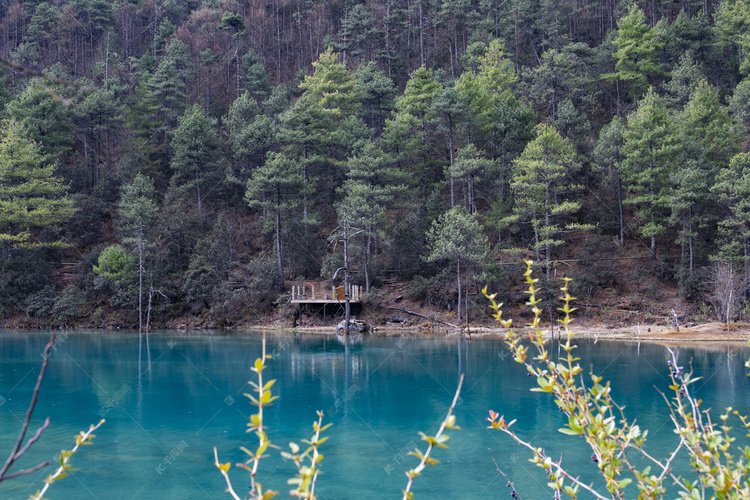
[260,320,750,343]
[2,321,748,344]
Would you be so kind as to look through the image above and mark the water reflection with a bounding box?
[0,332,748,499]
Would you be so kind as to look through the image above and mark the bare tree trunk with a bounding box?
[618,175,624,245]
[456,255,462,327]
[448,130,455,207]
[138,227,144,333]
[275,202,285,293]
[419,1,425,66]
[344,222,351,335]
[365,227,372,294]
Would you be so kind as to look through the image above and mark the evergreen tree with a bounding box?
[355,61,396,133]
[528,43,595,122]
[663,52,705,110]
[119,173,157,332]
[339,143,405,293]
[608,5,661,109]
[241,49,272,105]
[431,83,467,208]
[621,89,681,262]
[170,104,223,222]
[225,93,276,188]
[455,39,534,199]
[74,86,124,189]
[0,120,75,250]
[426,206,488,328]
[280,48,366,216]
[506,124,587,280]
[713,152,750,287]
[715,0,750,75]
[730,77,750,132]
[384,65,441,190]
[593,116,627,245]
[145,39,191,142]
[6,81,73,158]
[448,143,496,214]
[245,152,304,292]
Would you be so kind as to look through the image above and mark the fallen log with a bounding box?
[386,307,458,329]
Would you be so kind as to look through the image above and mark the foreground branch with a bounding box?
[0,333,56,483]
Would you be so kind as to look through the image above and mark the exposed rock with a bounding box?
[336,319,369,333]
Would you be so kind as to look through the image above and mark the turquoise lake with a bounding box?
[1,331,749,499]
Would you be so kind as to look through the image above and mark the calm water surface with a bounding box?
[1,331,749,499]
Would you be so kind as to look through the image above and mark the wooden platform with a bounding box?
[290,284,362,304]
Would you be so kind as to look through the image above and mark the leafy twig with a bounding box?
[30,419,105,500]
[402,373,464,500]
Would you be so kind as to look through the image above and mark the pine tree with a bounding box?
[0,120,75,250]
[506,124,587,279]
[426,207,488,328]
[593,116,626,245]
[621,89,681,262]
[6,81,73,158]
[170,105,223,222]
[455,39,534,198]
[608,5,661,109]
[119,173,157,332]
[338,143,405,293]
[713,152,750,287]
[245,152,304,292]
[280,48,366,215]
[383,65,443,202]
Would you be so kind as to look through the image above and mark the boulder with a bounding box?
[336,319,369,333]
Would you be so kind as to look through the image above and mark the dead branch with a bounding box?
[386,306,458,328]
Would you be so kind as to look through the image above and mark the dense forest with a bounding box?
[0,0,749,329]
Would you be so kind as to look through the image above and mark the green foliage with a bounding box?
[246,152,304,291]
[715,0,750,74]
[621,89,680,258]
[51,284,86,324]
[506,124,588,278]
[170,105,223,220]
[730,77,750,131]
[241,49,272,105]
[402,375,463,500]
[6,81,73,159]
[427,206,489,324]
[609,5,661,100]
[93,244,131,282]
[455,39,533,161]
[713,152,750,263]
[0,120,75,249]
[426,207,488,265]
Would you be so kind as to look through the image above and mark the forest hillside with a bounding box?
[0,0,748,330]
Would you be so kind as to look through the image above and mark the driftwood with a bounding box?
[386,307,458,329]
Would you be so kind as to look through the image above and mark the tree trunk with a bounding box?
[448,130,455,207]
[344,222,351,335]
[456,255,462,327]
[365,226,372,294]
[275,202,285,293]
[617,175,624,245]
[138,227,144,333]
[419,1,425,66]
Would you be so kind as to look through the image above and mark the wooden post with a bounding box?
[312,285,315,300]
